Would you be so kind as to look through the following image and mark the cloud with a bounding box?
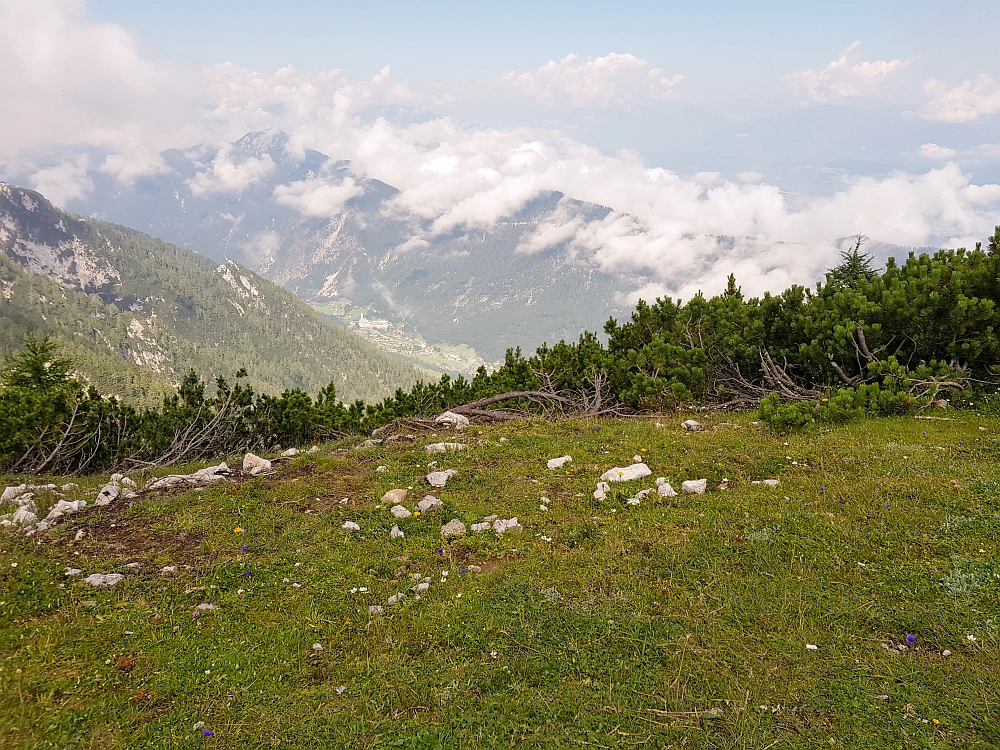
[503,53,683,108]
[28,154,93,207]
[919,75,1000,122]
[186,146,276,196]
[273,175,363,217]
[919,143,956,160]
[0,0,200,171]
[784,41,915,102]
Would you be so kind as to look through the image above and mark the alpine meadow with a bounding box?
[2,2,1000,748]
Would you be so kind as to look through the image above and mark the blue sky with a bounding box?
[87,0,997,93]
[2,0,999,299]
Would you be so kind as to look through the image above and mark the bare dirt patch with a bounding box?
[307,462,372,511]
[66,517,210,565]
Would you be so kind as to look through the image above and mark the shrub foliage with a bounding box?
[3,229,1000,473]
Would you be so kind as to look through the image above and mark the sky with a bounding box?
[2,0,1000,300]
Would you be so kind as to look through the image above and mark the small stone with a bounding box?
[471,522,490,532]
[342,521,360,531]
[85,573,123,587]
[312,643,323,651]
[376,465,388,473]
[382,489,407,504]
[160,566,177,574]
[369,605,385,615]
[600,463,652,483]
[806,643,819,651]
[493,517,521,535]
[547,456,572,470]
[416,495,444,512]
[424,442,465,454]
[243,453,272,475]
[441,519,467,537]
[655,478,678,497]
[64,567,82,576]
[281,448,299,457]
[390,525,405,539]
[426,470,458,488]
[308,445,320,454]
[435,411,470,429]
[682,419,703,431]
[390,504,412,518]
[942,649,952,657]
[467,564,482,573]
[593,481,610,500]
[195,603,218,611]
[681,479,708,495]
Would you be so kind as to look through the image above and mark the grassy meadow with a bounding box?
[1,413,999,748]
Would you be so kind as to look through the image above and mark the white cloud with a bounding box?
[273,175,363,217]
[919,75,1000,122]
[28,155,93,207]
[503,53,683,108]
[784,41,914,102]
[186,146,276,196]
[919,143,956,160]
[737,171,764,183]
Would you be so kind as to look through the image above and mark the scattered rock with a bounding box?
[471,522,491,532]
[441,519,467,538]
[362,439,383,447]
[386,593,405,606]
[682,419,703,431]
[147,463,231,490]
[390,504,412,519]
[681,479,707,495]
[593,481,610,500]
[656,478,678,496]
[281,448,299,458]
[368,605,385,615]
[467,564,482,573]
[435,411,470,429]
[195,603,218,611]
[311,643,323,651]
[390,525,405,539]
[382,489,407,504]
[243,453,272,476]
[600,463,652,483]
[308,445,320,454]
[65,567,82,576]
[426,470,458,488]
[942,649,952,657]
[376,465,388,473]
[94,483,120,506]
[85,573,123,587]
[498,437,508,443]
[493,518,521,535]
[626,488,654,506]
[425,442,465,454]
[547,455,573,470]
[46,499,87,520]
[342,521,360,532]
[416,495,444,512]
[160,566,177,574]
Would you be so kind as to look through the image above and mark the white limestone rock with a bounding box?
[593,482,610,500]
[243,453,272,476]
[600,463,652,483]
[369,605,385,615]
[281,448,299,458]
[85,573,123,587]
[493,517,521,535]
[416,495,444,512]
[435,411,470,429]
[95,483,119,506]
[441,519,467,538]
[147,463,231,491]
[656,478,678,497]
[682,420,704,431]
[341,521,360,532]
[547,455,573,470]
[390,525,405,539]
[427,469,458,488]
[681,479,707,495]
[382,489,408,504]
[471,522,491,532]
[46,499,87,520]
[390,505,412,519]
[424,442,465,454]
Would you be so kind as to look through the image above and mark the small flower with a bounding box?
[202,729,215,737]
[821,397,828,402]
[234,527,243,534]
[594,427,599,432]
[192,610,200,618]
[240,545,247,552]
[959,440,964,445]
[436,548,443,555]
[460,568,467,573]
[243,570,252,577]
[820,486,826,492]
[884,502,891,508]
[906,633,916,644]
[413,511,421,516]
[922,431,927,435]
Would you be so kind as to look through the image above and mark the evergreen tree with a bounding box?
[829,233,877,287]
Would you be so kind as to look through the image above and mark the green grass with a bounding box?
[2,414,1000,748]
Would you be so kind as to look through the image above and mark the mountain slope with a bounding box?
[0,183,421,406]
[78,131,639,362]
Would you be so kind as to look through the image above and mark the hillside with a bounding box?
[0,184,421,406]
[77,131,635,364]
[1,414,997,747]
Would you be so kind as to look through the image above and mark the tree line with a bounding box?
[3,227,999,475]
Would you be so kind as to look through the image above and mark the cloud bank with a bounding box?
[2,3,999,306]
[920,75,1000,123]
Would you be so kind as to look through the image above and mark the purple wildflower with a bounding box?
[436,548,443,555]
[240,545,247,552]
[884,502,891,508]
[202,729,215,737]
[243,570,252,577]
[959,440,964,445]
[460,568,467,573]
[906,634,916,644]
[820,486,826,492]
